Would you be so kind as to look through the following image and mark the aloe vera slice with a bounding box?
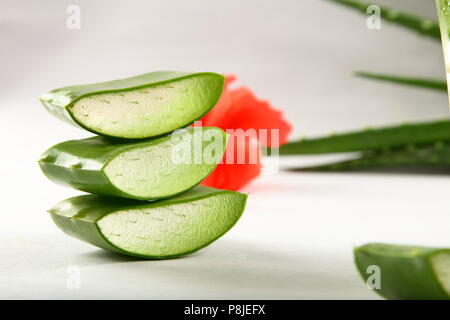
[39,127,227,200]
[355,243,450,300]
[49,186,247,259]
[39,71,224,139]
[437,0,450,103]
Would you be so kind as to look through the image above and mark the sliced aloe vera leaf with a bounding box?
[436,1,450,103]
[355,243,450,300]
[39,127,227,200]
[39,71,224,139]
[49,186,248,259]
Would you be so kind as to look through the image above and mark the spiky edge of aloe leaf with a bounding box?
[355,71,447,91]
[277,120,450,155]
[287,142,450,172]
[326,0,440,40]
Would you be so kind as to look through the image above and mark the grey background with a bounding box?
[1,0,448,138]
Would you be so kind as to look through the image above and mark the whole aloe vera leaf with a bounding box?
[436,0,450,102]
[277,120,450,155]
[288,142,450,172]
[326,0,440,40]
[355,71,447,91]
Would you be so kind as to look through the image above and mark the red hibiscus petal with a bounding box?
[199,75,292,190]
[224,74,237,89]
[201,134,261,191]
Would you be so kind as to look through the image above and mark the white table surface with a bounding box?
[3,143,450,299]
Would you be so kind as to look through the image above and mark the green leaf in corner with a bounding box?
[354,71,447,91]
[326,0,441,40]
[354,243,450,299]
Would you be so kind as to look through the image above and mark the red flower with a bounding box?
[199,75,292,191]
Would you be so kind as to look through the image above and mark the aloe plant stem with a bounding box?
[326,0,441,40]
[290,142,450,172]
[278,120,450,155]
[355,71,447,91]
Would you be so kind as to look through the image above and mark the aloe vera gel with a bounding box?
[39,71,247,259]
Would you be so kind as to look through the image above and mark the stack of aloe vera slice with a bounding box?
[38,71,247,259]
